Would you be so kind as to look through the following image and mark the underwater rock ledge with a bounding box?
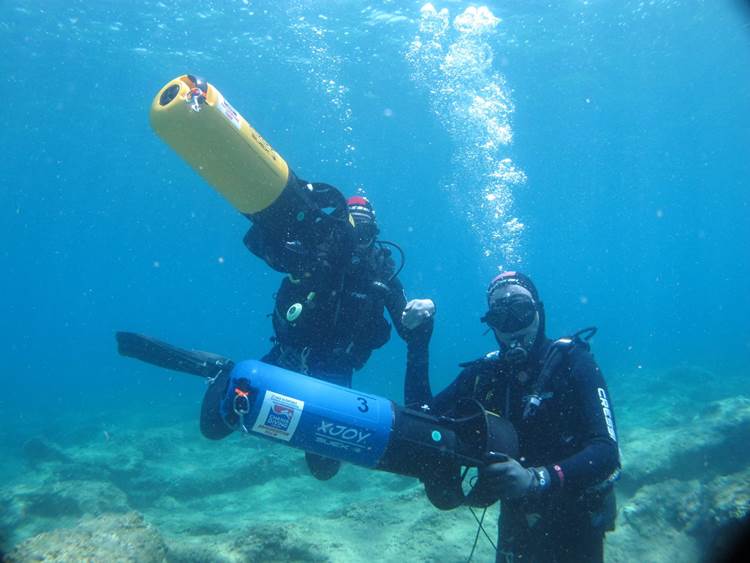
[1,393,748,562]
[4,512,167,563]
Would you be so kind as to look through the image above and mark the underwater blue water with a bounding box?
[1,0,749,467]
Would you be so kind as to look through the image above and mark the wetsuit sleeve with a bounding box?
[403,320,473,413]
[384,275,409,340]
[243,180,353,278]
[403,320,432,407]
[545,350,620,492]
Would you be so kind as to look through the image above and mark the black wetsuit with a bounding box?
[200,177,407,437]
[405,330,620,563]
[243,179,409,384]
[262,243,407,480]
[262,242,408,387]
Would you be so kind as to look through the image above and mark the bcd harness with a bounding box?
[271,247,396,374]
[522,326,598,419]
[465,327,598,420]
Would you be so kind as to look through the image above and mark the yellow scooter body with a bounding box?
[149,75,289,214]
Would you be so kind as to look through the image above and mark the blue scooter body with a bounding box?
[220,359,393,468]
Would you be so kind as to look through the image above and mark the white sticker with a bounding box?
[217,95,242,130]
[251,390,304,442]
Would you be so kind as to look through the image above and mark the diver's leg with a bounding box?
[199,370,233,440]
[304,452,342,481]
[552,525,604,563]
[524,506,603,563]
[499,504,570,563]
[576,532,604,563]
[497,504,534,563]
[301,367,353,480]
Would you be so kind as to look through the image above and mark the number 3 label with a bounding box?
[357,397,369,413]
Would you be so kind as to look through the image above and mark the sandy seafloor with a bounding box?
[1,364,748,562]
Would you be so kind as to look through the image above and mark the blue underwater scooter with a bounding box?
[116,332,518,510]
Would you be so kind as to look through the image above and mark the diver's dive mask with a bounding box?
[354,222,379,248]
[482,287,540,364]
[481,293,537,333]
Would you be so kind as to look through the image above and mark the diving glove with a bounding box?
[402,298,436,330]
[473,455,550,503]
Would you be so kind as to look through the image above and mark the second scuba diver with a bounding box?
[202,183,435,480]
[405,271,620,563]
[260,194,422,480]
[147,75,435,480]
[261,196,409,388]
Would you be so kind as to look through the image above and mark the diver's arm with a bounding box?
[544,351,620,492]
[243,180,352,277]
[403,319,470,413]
[404,318,433,407]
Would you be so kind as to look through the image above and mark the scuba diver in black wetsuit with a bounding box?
[405,271,620,563]
[261,196,410,388]
[258,195,420,480]
[203,186,436,480]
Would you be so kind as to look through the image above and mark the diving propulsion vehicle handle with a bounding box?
[115,333,518,510]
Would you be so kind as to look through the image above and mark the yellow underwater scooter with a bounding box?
[149,74,354,276]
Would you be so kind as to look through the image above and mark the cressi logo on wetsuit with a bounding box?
[598,387,617,442]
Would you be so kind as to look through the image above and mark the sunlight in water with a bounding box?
[288,14,356,169]
[407,3,527,266]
